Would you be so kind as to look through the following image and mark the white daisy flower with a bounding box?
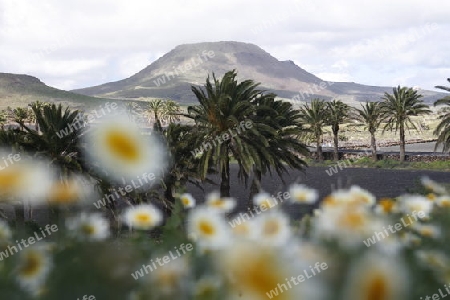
[398,195,433,219]
[82,115,167,183]
[252,192,279,210]
[416,250,449,269]
[0,158,53,203]
[187,207,230,251]
[254,210,291,246]
[288,184,318,204]
[66,213,110,241]
[216,241,321,300]
[411,223,441,239]
[421,176,447,194]
[313,204,381,249]
[205,192,236,213]
[230,217,258,240]
[373,232,404,255]
[46,175,96,205]
[399,232,422,247]
[374,198,398,214]
[342,251,409,300]
[321,186,375,208]
[16,245,53,296]
[348,185,376,206]
[290,240,331,266]
[123,204,163,230]
[180,193,196,209]
[435,195,450,208]
[0,219,11,241]
[194,276,222,299]
[148,256,190,297]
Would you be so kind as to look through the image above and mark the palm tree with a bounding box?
[160,123,213,214]
[163,100,181,124]
[187,70,267,197]
[12,107,29,131]
[433,78,450,151]
[28,101,50,131]
[146,99,181,131]
[0,110,7,130]
[248,96,309,201]
[353,102,383,161]
[17,104,86,225]
[380,86,431,162]
[147,99,165,131]
[19,103,84,173]
[299,99,327,162]
[326,100,349,161]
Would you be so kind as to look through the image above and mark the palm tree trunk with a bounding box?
[249,168,262,207]
[15,204,25,228]
[399,123,406,162]
[316,135,323,162]
[333,130,339,161]
[220,155,231,197]
[153,112,162,132]
[370,132,377,161]
[163,181,175,218]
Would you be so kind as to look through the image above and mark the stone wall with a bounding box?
[309,151,449,162]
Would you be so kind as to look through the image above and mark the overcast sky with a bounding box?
[0,0,449,91]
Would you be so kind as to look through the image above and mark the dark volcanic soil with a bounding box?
[2,165,450,224]
[187,165,450,219]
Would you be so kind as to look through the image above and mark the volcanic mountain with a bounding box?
[72,41,444,106]
[0,73,110,110]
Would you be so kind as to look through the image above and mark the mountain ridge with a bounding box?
[72,41,444,105]
[0,72,113,109]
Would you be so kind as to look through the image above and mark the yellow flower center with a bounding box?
[199,220,215,236]
[366,274,388,300]
[0,168,22,192]
[48,182,79,204]
[135,213,151,224]
[441,199,450,207]
[322,196,338,207]
[263,219,280,236]
[420,228,435,238]
[20,252,42,277]
[209,199,224,208]
[339,212,365,228]
[233,224,249,235]
[232,249,287,299]
[158,270,179,289]
[81,224,95,235]
[379,198,395,213]
[195,282,217,297]
[181,197,190,206]
[105,129,141,162]
[353,195,370,204]
[427,193,436,201]
[294,193,307,202]
[260,199,273,209]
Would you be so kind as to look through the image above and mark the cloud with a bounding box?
[0,0,449,91]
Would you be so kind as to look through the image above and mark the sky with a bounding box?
[0,0,449,91]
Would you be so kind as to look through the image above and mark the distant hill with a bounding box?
[0,73,111,110]
[72,41,445,106]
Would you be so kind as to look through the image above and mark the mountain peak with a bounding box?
[72,41,444,105]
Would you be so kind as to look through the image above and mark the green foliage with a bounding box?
[187,70,308,197]
[352,101,383,134]
[380,86,431,161]
[434,78,450,152]
[299,98,327,161]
